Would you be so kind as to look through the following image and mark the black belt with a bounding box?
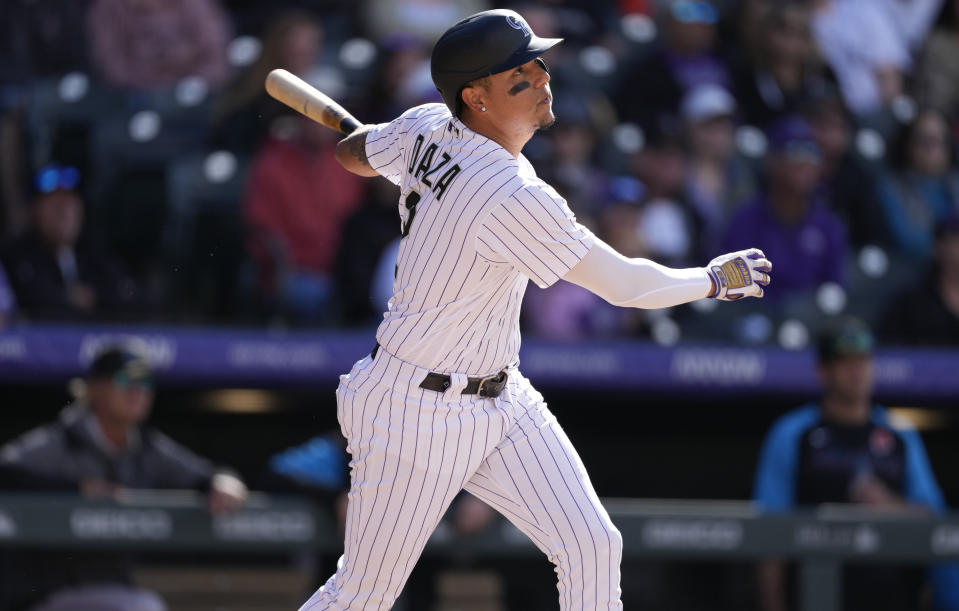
[371,343,508,398]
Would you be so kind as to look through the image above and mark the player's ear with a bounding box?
[460,84,487,115]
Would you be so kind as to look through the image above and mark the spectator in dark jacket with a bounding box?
[0,164,142,320]
[335,178,402,326]
[0,346,248,611]
[616,0,731,127]
[730,3,833,128]
[807,93,886,248]
[0,0,92,85]
[881,216,959,346]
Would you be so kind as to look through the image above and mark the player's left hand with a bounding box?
[208,473,248,514]
[849,472,906,508]
[705,249,772,300]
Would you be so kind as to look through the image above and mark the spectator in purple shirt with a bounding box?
[720,116,847,301]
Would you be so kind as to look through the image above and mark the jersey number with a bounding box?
[401,191,420,237]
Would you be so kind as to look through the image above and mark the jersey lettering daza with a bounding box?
[407,134,461,201]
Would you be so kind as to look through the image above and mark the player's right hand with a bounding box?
[208,473,248,514]
[705,249,772,300]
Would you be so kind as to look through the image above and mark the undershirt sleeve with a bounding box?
[562,238,711,309]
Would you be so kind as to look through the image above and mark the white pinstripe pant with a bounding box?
[299,348,623,611]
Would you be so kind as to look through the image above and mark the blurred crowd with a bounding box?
[1,0,958,349]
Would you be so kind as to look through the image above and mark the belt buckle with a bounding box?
[477,370,508,398]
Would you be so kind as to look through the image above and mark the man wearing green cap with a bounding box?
[753,317,958,611]
[0,345,248,611]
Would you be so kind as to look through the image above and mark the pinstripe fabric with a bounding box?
[300,350,623,610]
[299,104,621,610]
[364,104,594,376]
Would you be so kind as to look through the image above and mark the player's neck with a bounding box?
[461,113,531,158]
[821,395,871,426]
[92,410,133,451]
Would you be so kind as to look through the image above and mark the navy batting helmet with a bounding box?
[430,9,563,117]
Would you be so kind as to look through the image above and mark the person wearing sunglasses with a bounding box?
[0,346,248,611]
[0,163,142,320]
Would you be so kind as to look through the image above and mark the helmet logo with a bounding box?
[506,15,531,37]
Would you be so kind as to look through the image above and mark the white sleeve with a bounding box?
[364,118,406,186]
[860,4,911,68]
[562,237,712,309]
[477,184,594,288]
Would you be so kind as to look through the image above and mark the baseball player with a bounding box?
[301,9,772,610]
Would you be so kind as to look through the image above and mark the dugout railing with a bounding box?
[0,492,957,611]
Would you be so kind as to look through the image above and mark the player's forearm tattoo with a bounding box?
[347,131,370,167]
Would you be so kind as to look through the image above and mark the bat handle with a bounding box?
[340,116,361,135]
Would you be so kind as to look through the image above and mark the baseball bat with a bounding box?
[264,68,362,135]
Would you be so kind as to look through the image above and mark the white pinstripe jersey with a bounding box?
[365,103,594,375]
